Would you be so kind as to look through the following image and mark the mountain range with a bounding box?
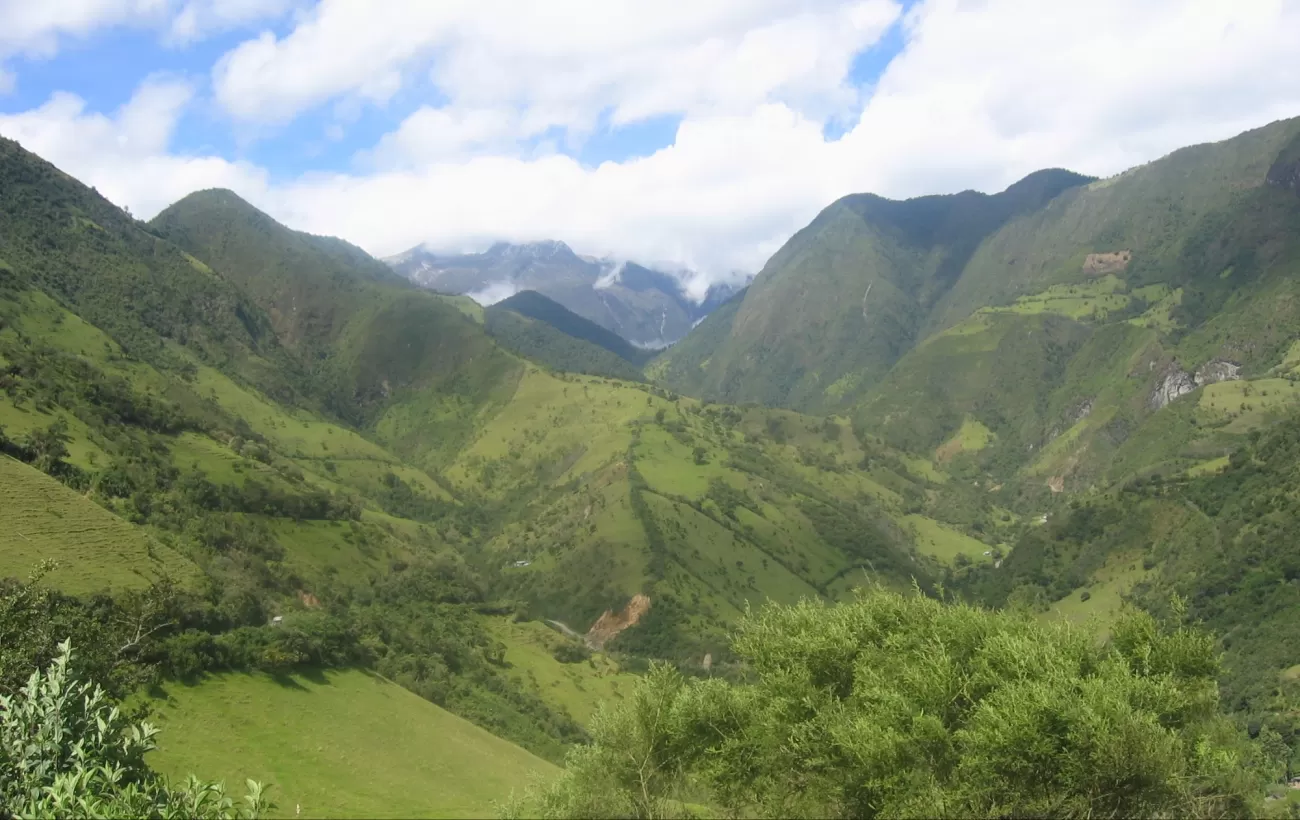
[4,112,1300,814]
[385,239,748,348]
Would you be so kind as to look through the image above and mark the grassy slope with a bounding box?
[485,617,640,725]
[148,669,556,819]
[0,455,196,593]
[484,307,645,381]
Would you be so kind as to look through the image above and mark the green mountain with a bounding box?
[480,290,650,380]
[10,105,1300,811]
[494,290,650,364]
[148,191,513,429]
[1,133,992,809]
[654,168,1094,411]
[657,117,1300,487]
[649,114,1300,763]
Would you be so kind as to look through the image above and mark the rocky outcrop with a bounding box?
[585,593,651,650]
[1148,359,1241,410]
[1072,399,1094,424]
[1194,359,1241,387]
[1149,364,1196,410]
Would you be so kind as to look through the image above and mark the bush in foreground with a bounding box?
[508,589,1282,819]
[0,640,269,820]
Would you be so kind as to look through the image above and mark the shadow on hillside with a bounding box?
[296,666,330,685]
[268,670,309,690]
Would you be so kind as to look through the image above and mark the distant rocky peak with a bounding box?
[486,239,577,261]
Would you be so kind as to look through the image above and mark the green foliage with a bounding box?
[552,642,593,664]
[519,590,1276,819]
[0,640,269,819]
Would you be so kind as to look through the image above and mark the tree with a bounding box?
[515,589,1277,819]
[0,640,270,819]
[23,418,70,472]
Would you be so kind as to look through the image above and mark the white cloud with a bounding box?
[465,281,520,306]
[362,106,526,167]
[0,77,268,218]
[3,0,1300,289]
[0,0,295,89]
[212,0,901,131]
[0,0,168,56]
[166,0,298,45]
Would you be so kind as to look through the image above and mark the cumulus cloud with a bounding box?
[0,0,295,89]
[212,0,901,129]
[166,0,299,45]
[0,76,268,217]
[0,0,167,56]
[2,0,1299,287]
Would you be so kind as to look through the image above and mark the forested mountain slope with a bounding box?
[0,133,1019,812]
[656,118,1300,429]
[656,117,1300,499]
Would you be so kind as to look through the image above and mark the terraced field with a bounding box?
[0,455,196,593]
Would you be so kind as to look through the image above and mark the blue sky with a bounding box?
[0,0,1296,284]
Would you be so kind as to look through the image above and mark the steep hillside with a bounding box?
[656,169,1093,410]
[646,287,746,387]
[943,414,1300,761]
[657,117,1300,498]
[149,189,405,354]
[483,307,644,381]
[0,137,284,388]
[481,290,650,381]
[0,454,197,594]
[148,668,556,819]
[148,191,518,431]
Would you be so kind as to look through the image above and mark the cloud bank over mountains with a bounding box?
[1,0,1298,285]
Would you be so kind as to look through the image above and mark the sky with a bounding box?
[1,0,1298,295]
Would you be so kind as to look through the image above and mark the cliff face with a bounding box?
[1148,360,1242,410]
[585,593,652,649]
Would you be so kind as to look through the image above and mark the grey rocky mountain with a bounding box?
[384,240,749,348]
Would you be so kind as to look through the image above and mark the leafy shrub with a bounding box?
[552,642,592,664]
[514,590,1278,819]
[0,640,269,819]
